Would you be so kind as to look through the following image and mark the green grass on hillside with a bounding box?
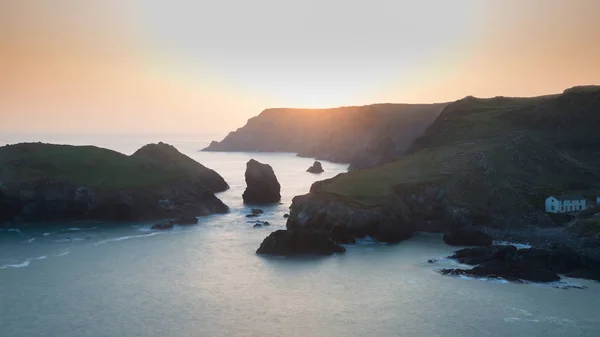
[0,143,193,189]
[314,90,600,209]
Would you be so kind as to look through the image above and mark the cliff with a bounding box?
[0,142,229,225]
[286,86,600,240]
[203,103,447,169]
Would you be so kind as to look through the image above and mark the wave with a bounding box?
[43,232,50,236]
[493,241,532,249]
[0,228,22,234]
[94,232,160,246]
[353,236,384,245]
[53,237,87,243]
[64,227,98,232]
[0,259,31,269]
[26,237,36,243]
[55,250,70,257]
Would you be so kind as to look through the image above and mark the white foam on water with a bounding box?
[55,250,70,257]
[453,274,511,284]
[34,255,47,260]
[493,240,532,249]
[354,236,383,245]
[42,233,50,236]
[0,259,31,269]
[136,227,153,233]
[66,227,98,231]
[27,238,35,243]
[94,232,160,246]
[6,229,22,233]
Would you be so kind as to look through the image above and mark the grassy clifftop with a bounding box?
[313,86,600,226]
[0,142,228,191]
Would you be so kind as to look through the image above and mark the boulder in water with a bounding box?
[242,159,281,204]
[306,161,324,173]
[256,230,345,256]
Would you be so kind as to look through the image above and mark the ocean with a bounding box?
[1,133,599,337]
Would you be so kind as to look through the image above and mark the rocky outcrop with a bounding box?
[245,208,264,217]
[203,103,447,170]
[132,142,229,193]
[256,230,345,256]
[285,192,414,244]
[151,216,198,230]
[242,159,281,204]
[440,245,600,282]
[306,161,324,174]
[0,143,229,226]
[443,228,493,246]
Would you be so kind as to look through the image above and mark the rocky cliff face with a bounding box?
[284,86,600,239]
[0,142,229,226]
[203,103,447,169]
[0,177,228,224]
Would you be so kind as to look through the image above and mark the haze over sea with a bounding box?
[1,133,599,337]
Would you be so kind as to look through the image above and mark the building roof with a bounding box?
[550,194,587,201]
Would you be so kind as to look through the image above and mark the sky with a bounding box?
[1,0,599,134]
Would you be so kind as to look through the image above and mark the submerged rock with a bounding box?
[443,228,492,246]
[253,221,271,228]
[242,159,281,204]
[306,161,324,173]
[256,230,345,256]
[151,216,198,230]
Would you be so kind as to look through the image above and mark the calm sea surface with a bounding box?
[1,133,599,337]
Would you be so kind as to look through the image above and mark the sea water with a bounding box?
[1,133,599,337]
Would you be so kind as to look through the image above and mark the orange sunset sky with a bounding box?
[1,0,599,134]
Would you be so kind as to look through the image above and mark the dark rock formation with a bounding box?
[441,260,561,283]
[441,245,600,282]
[450,245,518,265]
[307,161,324,174]
[443,228,493,246]
[151,216,199,230]
[256,230,345,256]
[283,213,289,218]
[252,221,271,228]
[242,159,281,204]
[246,209,264,218]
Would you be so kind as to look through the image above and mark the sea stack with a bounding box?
[242,159,281,204]
[306,161,324,173]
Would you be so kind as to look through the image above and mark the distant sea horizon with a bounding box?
[0,131,229,154]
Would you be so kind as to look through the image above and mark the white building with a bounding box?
[545,195,588,213]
